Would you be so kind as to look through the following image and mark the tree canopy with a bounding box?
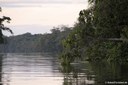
[0,26,71,53]
[60,0,128,63]
[0,7,13,44]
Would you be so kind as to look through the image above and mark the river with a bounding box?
[0,53,95,85]
[0,53,128,85]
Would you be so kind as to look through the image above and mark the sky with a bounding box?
[0,0,88,36]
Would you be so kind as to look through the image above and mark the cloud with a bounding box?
[1,3,42,8]
[1,0,88,36]
[1,0,86,3]
[3,4,87,26]
[1,0,87,7]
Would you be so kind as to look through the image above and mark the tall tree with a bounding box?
[61,0,128,63]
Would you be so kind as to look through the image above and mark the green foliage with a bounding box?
[92,0,128,38]
[0,26,71,53]
[61,0,128,63]
[39,26,72,53]
[60,27,83,64]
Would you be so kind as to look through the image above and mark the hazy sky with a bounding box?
[0,0,88,35]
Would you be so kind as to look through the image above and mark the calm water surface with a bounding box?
[0,53,94,85]
[1,53,127,85]
[1,53,63,85]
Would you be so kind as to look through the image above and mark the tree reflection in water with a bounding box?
[90,61,128,85]
[60,61,128,85]
[60,62,95,85]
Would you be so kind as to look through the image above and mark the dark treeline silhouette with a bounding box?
[0,7,13,85]
[0,26,71,53]
[0,7,13,44]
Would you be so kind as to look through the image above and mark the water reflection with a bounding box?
[90,61,128,85]
[2,53,63,85]
[60,61,128,85]
[0,54,3,85]
[1,54,128,85]
[60,62,95,85]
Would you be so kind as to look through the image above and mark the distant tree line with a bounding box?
[0,26,72,53]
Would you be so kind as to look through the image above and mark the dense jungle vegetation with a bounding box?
[1,0,128,63]
[60,0,128,64]
[1,1,128,85]
[0,26,71,53]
